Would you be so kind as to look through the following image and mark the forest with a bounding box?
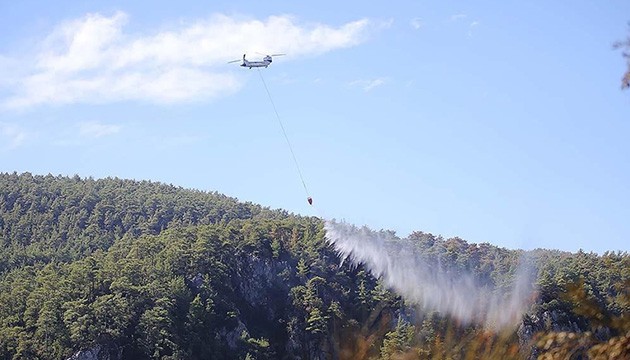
[0,172,628,359]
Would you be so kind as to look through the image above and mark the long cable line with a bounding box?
[257,68,311,202]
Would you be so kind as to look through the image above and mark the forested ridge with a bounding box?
[0,172,628,359]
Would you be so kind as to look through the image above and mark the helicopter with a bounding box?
[228,53,285,68]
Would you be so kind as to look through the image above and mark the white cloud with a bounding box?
[410,18,423,30]
[379,18,395,29]
[468,21,480,37]
[79,121,121,138]
[0,123,28,149]
[450,14,467,21]
[2,12,375,108]
[349,77,387,92]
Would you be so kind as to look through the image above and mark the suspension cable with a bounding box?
[257,69,311,200]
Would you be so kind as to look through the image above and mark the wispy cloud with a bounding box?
[2,12,376,109]
[349,77,387,92]
[0,123,28,149]
[450,14,467,21]
[468,21,480,37]
[79,121,121,138]
[410,18,423,30]
[380,18,395,29]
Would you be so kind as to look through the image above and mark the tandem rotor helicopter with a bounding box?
[227,51,314,206]
[228,53,285,68]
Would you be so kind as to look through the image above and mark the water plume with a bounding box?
[324,220,536,330]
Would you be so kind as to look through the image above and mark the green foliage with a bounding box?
[536,278,630,360]
[380,317,416,360]
[615,25,630,89]
[0,172,627,359]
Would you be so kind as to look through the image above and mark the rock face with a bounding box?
[238,256,289,308]
[67,346,104,360]
[186,272,204,290]
[219,320,248,350]
[67,345,121,360]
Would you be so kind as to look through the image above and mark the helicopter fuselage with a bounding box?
[241,60,271,68]
[229,54,279,68]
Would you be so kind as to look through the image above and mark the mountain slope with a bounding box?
[0,172,627,359]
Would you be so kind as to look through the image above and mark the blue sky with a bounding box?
[1,1,629,253]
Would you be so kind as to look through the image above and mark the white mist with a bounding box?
[324,220,535,330]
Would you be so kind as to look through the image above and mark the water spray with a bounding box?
[324,220,536,330]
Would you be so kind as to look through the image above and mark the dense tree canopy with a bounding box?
[0,172,627,359]
[616,24,630,89]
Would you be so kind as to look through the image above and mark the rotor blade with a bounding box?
[255,52,286,57]
[227,59,241,63]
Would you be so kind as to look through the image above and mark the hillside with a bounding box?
[0,172,628,359]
